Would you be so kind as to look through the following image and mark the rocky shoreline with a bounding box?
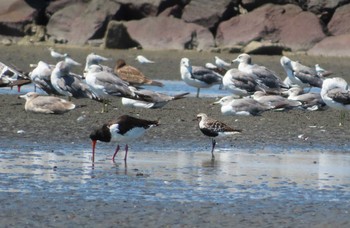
[1,1,350,56]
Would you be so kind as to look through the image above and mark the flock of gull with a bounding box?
[0,48,350,162]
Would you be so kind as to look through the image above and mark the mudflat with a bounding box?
[1,44,350,227]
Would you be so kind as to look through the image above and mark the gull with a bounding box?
[89,115,159,163]
[286,87,325,111]
[213,95,271,116]
[253,91,302,110]
[114,59,163,87]
[20,92,75,114]
[122,88,189,109]
[233,53,287,92]
[85,64,134,112]
[84,53,111,74]
[50,61,97,100]
[222,68,266,97]
[196,113,241,160]
[180,58,223,98]
[315,64,332,77]
[205,62,226,75]
[29,61,61,95]
[135,55,155,64]
[320,77,350,125]
[48,47,67,59]
[280,56,323,88]
[215,56,231,68]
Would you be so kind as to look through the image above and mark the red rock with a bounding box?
[216,4,325,51]
[182,0,234,30]
[0,0,36,36]
[46,0,121,45]
[308,34,350,57]
[124,17,214,50]
[328,4,350,35]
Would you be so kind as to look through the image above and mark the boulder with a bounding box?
[181,0,236,31]
[328,4,350,35]
[0,0,37,36]
[216,4,325,51]
[114,0,163,20]
[104,21,140,49]
[46,0,120,45]
[124,17,214,50]
[307,34,350,57]
[243,40,290,55]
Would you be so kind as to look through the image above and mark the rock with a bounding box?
[46,0,121,45]
[181,0,236,31]
[114,0,162,19]
[241,0,296,11]
[216,4,325,51]
[0,0,37,36]
[307,34,350,57]
[328,4,350,35]
[243,40,290,55]
[104,21,140,49]
[123,17,214,50]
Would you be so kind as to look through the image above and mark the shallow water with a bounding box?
[1,142,349,204]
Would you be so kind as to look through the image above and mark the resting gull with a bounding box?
[213,95,271,116]
[253,91,301,110]
[20,92,75,114]
[286,87,325,111]
[135,55,155,64]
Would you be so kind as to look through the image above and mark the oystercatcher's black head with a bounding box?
[89,124,111,142]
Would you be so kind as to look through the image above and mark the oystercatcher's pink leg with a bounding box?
[112,145,120,162]
[124,144,129,161]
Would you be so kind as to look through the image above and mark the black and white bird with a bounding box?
[122,88,189,109]
[321,77,350,125]
[253,91,302,110]
[84,52,111,74]
[20,92,75,114]
[233,53,287,92]
[196,113,241,160]
[213,96,271,116]
[89,115,159,162]
[180,58,223,98]
[280,56,323,88]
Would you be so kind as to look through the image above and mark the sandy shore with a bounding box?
[1,44,350,227]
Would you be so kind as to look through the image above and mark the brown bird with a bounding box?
[196,113,241,160]
[114,59,163,87]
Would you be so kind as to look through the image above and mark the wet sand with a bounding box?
[1,44,350,227]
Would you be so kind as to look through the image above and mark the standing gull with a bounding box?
[321,77,350,125]
[29,61,60,95]
[114,59,163,87]
[233,53,287,92]
[89,115,159,163]
[85,64,134,112]
[20,92,75,114]
[280,56,323,89]
[50,61,97,100]
[135,55,155,64]
[84,53,111,75]
[196,113,241,160]
[180,58,223,98]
